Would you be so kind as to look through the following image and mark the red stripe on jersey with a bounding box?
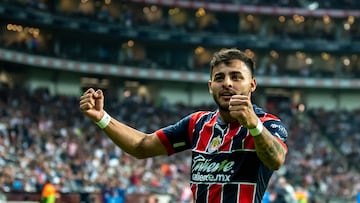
[194,112,218,151]
[276,137,288,153]
[238,184,255,203]
[261,113,280,122]
[155,129,175,155]
[188,112,207,146]
[190,183,197,201]
[219,123,240,151]
[242,134,255,150]
[208,184,222,203]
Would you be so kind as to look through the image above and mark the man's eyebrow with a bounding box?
[213,72,225,76]
[230,71,243,75]
[214,71,242,76]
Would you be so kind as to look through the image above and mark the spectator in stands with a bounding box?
[102,179,126,203]
[40,179,58,203]
[272,176,296,203]
[79,48,289,202]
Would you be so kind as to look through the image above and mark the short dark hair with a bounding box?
[209,48,255,78]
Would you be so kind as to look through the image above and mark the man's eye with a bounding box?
[214,77,223,81]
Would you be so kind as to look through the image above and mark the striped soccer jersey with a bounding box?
[156,105,288,203]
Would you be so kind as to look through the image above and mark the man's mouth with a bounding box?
[220,92,234,100]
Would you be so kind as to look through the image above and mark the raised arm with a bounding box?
[250,124,287,170]
[229,95,287,170]
[79,88,168,159]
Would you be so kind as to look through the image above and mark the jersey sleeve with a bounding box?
[261,114,289,152]
[264,120,288,141]
[155,113,194,155]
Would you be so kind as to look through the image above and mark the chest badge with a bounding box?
[208,136,223,153]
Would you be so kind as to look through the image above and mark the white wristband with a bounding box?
[95,111,111,129]
[249,118,263,137]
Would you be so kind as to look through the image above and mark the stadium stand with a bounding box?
[0,0,360,203]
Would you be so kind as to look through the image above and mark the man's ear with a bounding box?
[250,78,257,93]
[208,80,213,94]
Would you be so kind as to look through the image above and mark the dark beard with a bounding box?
[212,94,229,112]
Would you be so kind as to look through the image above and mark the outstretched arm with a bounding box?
[102,116,168,158]
[79,88,168,159]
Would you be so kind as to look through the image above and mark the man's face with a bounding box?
[208,59,256,111]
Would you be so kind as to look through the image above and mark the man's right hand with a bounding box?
[79,88,105,122]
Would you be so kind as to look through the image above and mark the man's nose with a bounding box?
[223,76,233,87]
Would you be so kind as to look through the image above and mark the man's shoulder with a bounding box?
[186,110,217,124]
[253,105,285,125]
[253,104,267,116]
[191,110,216,118]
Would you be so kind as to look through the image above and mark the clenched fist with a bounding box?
[79,88,105,122]
[229,94,258,129]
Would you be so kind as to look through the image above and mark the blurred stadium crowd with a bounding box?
[0,0,360,203]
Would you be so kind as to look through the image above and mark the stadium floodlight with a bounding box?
[307,2,319,10]
[298,0,319,10]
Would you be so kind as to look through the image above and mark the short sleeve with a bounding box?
[155,114,193,155]
[263,119,288,143]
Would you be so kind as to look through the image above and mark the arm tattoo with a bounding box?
[254,131,286,170]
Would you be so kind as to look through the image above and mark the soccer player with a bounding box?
[79,48,289,203]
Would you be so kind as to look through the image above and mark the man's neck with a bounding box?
[218,110,237,124]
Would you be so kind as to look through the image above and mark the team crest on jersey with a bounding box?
[208,136,222,153]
